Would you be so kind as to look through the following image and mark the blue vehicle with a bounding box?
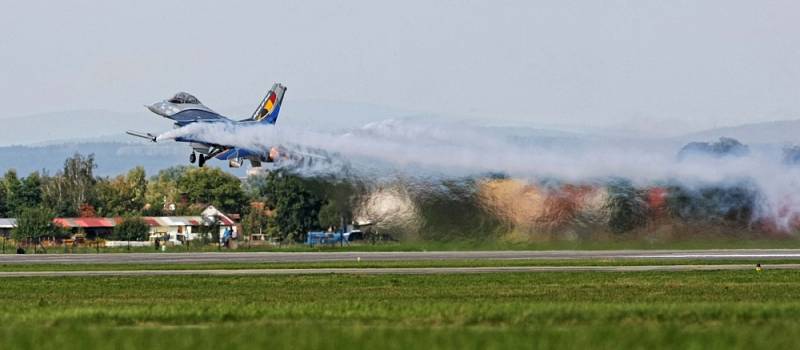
[306,231,351,247]
[127,83,287,169]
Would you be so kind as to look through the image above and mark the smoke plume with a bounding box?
[159,119,800,238]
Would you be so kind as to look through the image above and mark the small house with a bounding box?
[0,218,16,238]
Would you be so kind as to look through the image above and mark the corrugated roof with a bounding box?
[0,218,17,228]
[216,215,235,226]
[54,217,118,228]
[148,217,202,227]
[52,216,233,228]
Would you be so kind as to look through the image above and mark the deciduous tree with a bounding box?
[95,167,148,216]
[604,179,648,234]
[318,201,340,231]
[113,217,150,245]
[241,206,270,238]
[0,184,7,217]
[17,172,42,211]
[41,153,97,216]
[2,170,22,215]
[177,167,246,214]
[12,206,63,246]
[250,171,323,242]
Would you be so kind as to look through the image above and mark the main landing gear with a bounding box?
[189,152,206,167]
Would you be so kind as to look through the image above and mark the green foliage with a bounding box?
[250,171,323,242]
[317,201,340,230]
[126,166,147,209]
[298,177,361,218]
[0,180,6,217]
[666,182,757,225]
[604,179,648,234]
[0,153,785,243]
[678,137,750,160]
[41,153,97,216]
[241,209,269,237]
[199,220,221,245]
[252,175,362,237]
[12,206,63,242]
[18,172,42,211]
[95,167,148,216]
[2,170,22,215]
[416,178,506,241]
[177,167,246,214]
[143,166,190,215]
[113,217,150,242]
[155,165,192,183]
[2,170,44,216]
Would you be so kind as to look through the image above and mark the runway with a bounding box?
[0,263,797,278]
[1,249,800,265]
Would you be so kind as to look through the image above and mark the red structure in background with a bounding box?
[646,187,668,219]
[53,217,119,238]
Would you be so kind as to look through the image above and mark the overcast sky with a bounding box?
[1,0,799,134]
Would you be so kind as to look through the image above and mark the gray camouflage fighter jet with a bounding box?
[127,83,287,168]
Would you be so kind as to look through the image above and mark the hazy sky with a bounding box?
[1,0,799,134]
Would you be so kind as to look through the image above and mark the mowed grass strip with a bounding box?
[0,258,798,272]
[5,237,800,254]
[0,270,798,349]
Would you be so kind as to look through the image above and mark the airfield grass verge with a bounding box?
[0,270,798,349]
[5,237,800,254]
[0,258,799,272]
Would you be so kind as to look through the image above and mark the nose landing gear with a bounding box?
[198,154,206,167]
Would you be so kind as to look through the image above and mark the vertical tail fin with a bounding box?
[251,83,287,124]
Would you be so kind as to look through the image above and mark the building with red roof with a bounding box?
[52,206,238,244]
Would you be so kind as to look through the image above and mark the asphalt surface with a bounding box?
[0,264,797,278]
[1,249,800,265]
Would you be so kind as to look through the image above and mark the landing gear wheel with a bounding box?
[189,153,197,164]
[198,154,206,167]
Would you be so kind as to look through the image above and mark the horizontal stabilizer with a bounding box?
[126,130,157,142]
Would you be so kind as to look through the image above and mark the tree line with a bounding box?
[1,153,347,244]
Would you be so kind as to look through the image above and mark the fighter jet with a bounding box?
[127,83,287,168]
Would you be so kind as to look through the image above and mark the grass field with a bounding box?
[1,270,798,349]
[5,237,800,254]
[0,258,797,272]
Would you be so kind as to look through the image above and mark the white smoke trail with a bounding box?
[157,119,800,229]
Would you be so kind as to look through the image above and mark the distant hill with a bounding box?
[0,101,421,176]
[0,141,191,177]
[0,109,174,147]
[3,104,800,178]
[0,101,414,147]
[674,119,800,145]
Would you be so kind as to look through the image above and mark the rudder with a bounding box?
[251,83,287,124]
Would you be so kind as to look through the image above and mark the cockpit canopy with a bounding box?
[168,92,200,104]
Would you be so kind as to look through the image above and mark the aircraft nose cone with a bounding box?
[147,101,173,117]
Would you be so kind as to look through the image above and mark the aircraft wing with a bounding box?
[172,135,228,149]
[126,130,231,156]
[167,111,233,126]
[126,130,226,148]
